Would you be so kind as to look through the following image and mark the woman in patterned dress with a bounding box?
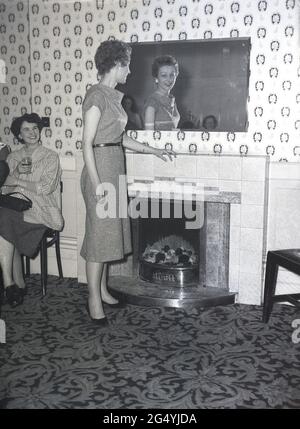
[144,55,180,130]
[0,113,64,307]
[81,40,175,325]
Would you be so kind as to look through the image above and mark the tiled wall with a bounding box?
[0,0,299,161]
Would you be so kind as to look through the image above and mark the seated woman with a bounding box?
[144,55,180,130]
[121,94,143,130]
[202,114,218,131]
[0,113,64,307]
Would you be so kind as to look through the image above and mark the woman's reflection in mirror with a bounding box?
[144,55,180,130]
[202,115,218,131]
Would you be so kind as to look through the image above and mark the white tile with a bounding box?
[153,155,177,177]
[239,250,263,274]
[228,266,240,293]
[125,153,134,176]
[230,204,241,227]
[230,226,240,248]
[229,246,240,266]
[270,162,300,180]
[241,204,264,229]
[242,157,267,181]
[219,179,242,193]
[174,156,197,177]
[238,272,263,305]
[196,156,219,179]
[242,181,265,205]
[132,154,154,177]
[240,228,264,252]
[219,157,242,180]
[199,178,220,189]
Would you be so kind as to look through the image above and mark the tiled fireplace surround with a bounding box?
[77,152,269,306]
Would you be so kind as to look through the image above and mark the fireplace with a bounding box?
[78,153,270,306]
[128,195,231,291]
[138,198,202,286]
[107,194,235,308]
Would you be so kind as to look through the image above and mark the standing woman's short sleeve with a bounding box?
[82,87,107,116]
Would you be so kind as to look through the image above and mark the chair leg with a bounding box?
[40,237,48,296]
[262,253,279,323]
[21,256,25,279]
[25,257,30,277]
[55,234,63,279]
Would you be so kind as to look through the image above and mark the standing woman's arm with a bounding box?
[82,106,103,199]
[144,105,155,130]
[173,101,180,129]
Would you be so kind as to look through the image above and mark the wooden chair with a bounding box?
[262,249,300,322]
[23,181,63,296]
[24,229,63,296]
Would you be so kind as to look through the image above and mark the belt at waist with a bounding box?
[93,142,121,148]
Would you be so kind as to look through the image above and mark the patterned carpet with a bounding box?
[0,275,300,409]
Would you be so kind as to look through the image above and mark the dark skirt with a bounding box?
[0,208,47,257]
[0,161,9,187]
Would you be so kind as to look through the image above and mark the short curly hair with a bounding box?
[10,113,44,144]
[202,115,218,130]
[151,55,179,78]
[94,40,132,76]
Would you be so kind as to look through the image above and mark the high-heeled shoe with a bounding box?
[85,302,108,326]
[103,300,125,308]
[5,284,25,308]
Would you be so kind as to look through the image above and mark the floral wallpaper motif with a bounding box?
[0,0,299,161]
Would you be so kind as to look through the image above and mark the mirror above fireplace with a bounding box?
[117,37,251,132]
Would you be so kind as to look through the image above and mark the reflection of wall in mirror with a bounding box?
[121,94,143,130]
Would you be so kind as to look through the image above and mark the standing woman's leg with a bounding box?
[86,261,106,319]
[100,263,119,304]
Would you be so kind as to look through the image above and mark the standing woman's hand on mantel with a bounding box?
[122,133,176,162]
[152,147,177,162]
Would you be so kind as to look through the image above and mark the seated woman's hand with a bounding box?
[16,161,31,175]
[154,148,177,162]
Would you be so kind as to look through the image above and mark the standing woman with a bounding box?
[144,55,180,130]
[81,40,175,325]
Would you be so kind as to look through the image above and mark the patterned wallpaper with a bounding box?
[0,0,299,161]
[0,0,31,148]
